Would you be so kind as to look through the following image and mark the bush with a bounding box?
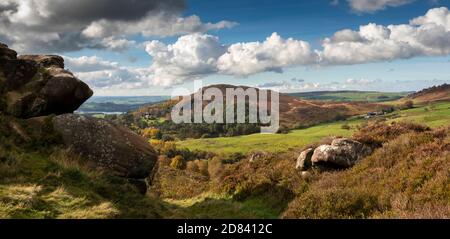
[186,161,200,173]
[170,155,185,170]
[341,124,351,130]
[402,100,414,109]
[161,134,175,142]
[157,155,171,167]
[208,157,224,179]
[150,139,177,157]
[186,159,209,177]
[141,127,162,139]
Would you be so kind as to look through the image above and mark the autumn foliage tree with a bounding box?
[141,127,162,139]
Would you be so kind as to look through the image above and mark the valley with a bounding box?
[1,42,449,219]
[178,101,450,154]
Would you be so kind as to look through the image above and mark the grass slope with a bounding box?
[283,126,450,218]
[162,122,449,219]
[0,148,167,218]
[0,115,167,219]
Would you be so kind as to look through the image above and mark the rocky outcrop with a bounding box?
[1,43,158,194]
[297,138,372,171]
[0,43,17,60]
[249,151,268,162]
[53,114,158,180]
[295,148,314,170]
[0,43,93,118]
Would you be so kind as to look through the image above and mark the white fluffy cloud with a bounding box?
[347,0,414,13]
[146,8,450,86]
[0,0,236,53]
[64,56,151,89]
[217,33,318,75]
[146,32,318,85]
[146,33,227,86]
[82,14,237,39]
[321,7,450,64]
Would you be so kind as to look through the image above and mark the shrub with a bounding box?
[170,155,185,170]
[341,124,351,130]
[196,160,209,177]
[186,161,200,173]
[150,139,177,157]
[161,134,175,142]
[186,159,209,177]
[157,155,171,167]
[404,100,414,109]
[219,152,246,164]
[208,157,224,179]
[141,127,162,139]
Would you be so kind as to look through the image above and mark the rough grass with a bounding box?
[0,147,168,218]
[161,120,449,219]
[1,101,449,219]
[283,125,450,219]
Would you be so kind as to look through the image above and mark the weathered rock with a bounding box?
[311,138,372,169]
[1,59,38,91]
[295,148,314,170]
[53,114,158,180]
[19,55,64,68]
[0,43,93,118]
[0,43,17,60]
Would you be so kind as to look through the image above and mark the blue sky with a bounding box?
[4,0,448,95]
[142,0,449,95]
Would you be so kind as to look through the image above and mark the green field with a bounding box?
[178,121,359,154]
[386,101,450,128]
[178,101,450,154]
[289,91,409,102]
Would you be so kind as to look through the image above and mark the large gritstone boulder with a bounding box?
[0,43,93,118]
[310,138,373,169]
[52,114,158,180]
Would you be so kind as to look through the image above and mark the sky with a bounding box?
[1,0,449,96]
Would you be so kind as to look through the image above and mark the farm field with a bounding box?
[178,101,450,154]
[289,91,409,102]
[386,102,450,128]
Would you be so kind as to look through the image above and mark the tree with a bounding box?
[141,127,161,139]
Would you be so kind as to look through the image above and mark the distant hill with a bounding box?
[133,84,392,130]
[288,90,409,102]
[407,84,450,103]
[78,96,169,113]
